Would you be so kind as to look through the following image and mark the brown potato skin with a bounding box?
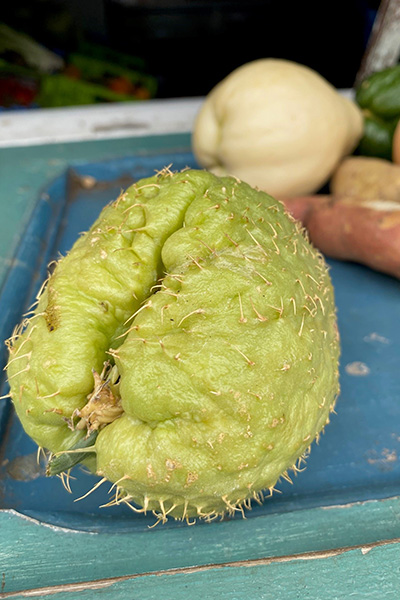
[281,194,400,279]
[330,157,400,203]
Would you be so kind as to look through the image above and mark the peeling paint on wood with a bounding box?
[1,537,399,599]
[1,494,400,596]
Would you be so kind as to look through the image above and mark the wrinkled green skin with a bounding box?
[7,169,340,521]
[356,64,400,119]
[356,114,397,161]
[356,65,400,160]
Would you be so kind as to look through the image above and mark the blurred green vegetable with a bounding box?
[0,23,157,108]
[356,64,400,160]
[0,23,64,73]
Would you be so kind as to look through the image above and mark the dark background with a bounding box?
[2,0,380,98]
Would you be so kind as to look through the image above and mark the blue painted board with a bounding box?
[1,503,399,599]
[0,152,399,535]
[3,541,398,600]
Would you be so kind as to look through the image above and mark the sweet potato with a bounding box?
[282,194,400,279]
[330,156,400,202]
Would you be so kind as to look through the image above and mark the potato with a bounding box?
[330,156,400,202]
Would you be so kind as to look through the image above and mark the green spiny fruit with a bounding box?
[6,167,340,524]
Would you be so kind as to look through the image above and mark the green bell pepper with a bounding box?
[355,64,400,160]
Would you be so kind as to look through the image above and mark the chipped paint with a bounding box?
[345,361,370,376]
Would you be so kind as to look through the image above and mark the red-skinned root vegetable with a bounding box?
[281,195,400,279]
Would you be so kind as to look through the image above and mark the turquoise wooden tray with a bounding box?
[0,137,399,598]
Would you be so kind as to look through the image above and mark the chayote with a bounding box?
[6,168,340,523]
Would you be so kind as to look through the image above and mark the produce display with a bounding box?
[5,55,399,526]
[6,169,340,524]
[0,25,157,108]
[192,59,400,280]
[192,59,363,198]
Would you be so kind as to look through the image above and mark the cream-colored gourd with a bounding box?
[192,59,364,198]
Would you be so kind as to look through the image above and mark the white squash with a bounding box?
[192,59,364,198]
